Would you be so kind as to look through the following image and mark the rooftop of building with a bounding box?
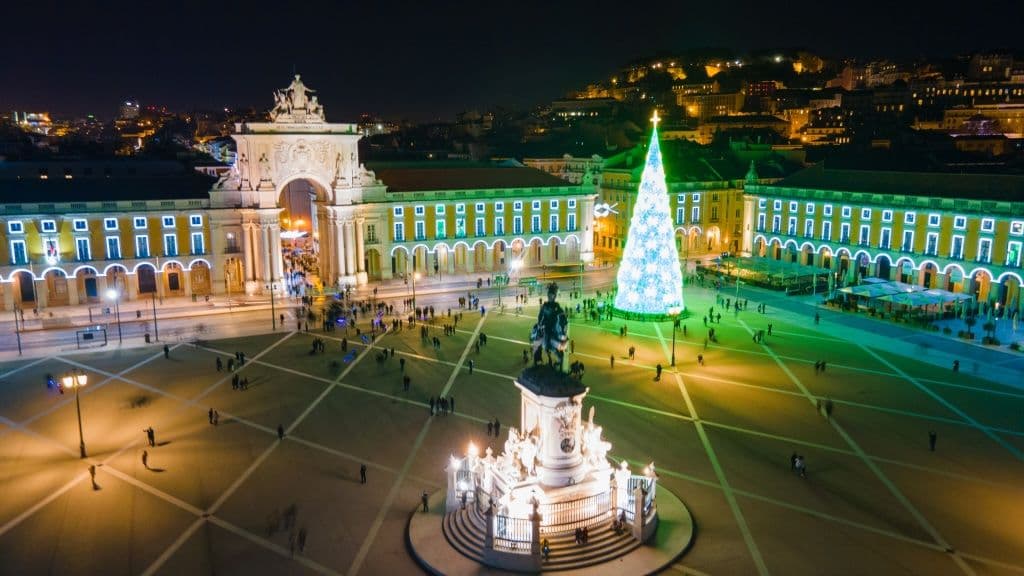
[366,162,573,192]
[764,162,1024,201]
[0,160,216,204]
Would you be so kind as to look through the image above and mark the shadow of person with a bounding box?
[156,441,172,447]
[149,468,167,473]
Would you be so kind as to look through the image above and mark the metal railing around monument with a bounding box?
[493,515,533,554]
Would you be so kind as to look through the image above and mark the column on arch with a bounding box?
[343,221,356,279]
[355,218,366,274]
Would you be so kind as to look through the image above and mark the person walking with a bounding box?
[216,357,223,372]
[570,339,575,354]
[89,464,98,490]
[655,364,662,381]
[468,359,474,374]
[824,398,833,420]
[297,527,307,553]
[278,424,285,440]
[400,357,406,372]
[142,450,149,469]
[360,464,367,484]
[145,427,155,447]
[697,354,704,366]
[487,421,493,436]
[208,408,214,424]
[450,397,455,413]
[609,354,615,368]
[767,323,773,336]
[163,344,170,359]
[929,431,937,451]
[421,491,430,512]
[494,418,501,437]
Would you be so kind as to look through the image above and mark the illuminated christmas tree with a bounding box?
[613,111,684,317]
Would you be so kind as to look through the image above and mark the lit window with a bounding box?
[773,200,782,211]
[1011,221,1024,236]
[475,218,486,236]
[789,201,798,212]
[393,222,405,241]
[514,201,523,212]
[953,216,967,230]
[73,219,88,232]
[10,239,28,264]
[881,210,893,223]
[435,204,445,215]
[163,234,178,256]
[549,214,559,232]
[567,199,576,209]
[495,202,504,213]
[476,203,486,212]
[823,204,833,217]
[435,220,446,239]
[928,213,940,227]
[567,213,576,231]
[414,205,425,216]
[805,203,815,215]
[162,216,175,228]
[532,200,541,210]
[456,203,466,214]
[692,193,701,203]
[136,235,150,258]
[758,198,767,209]
[190,215,203,227]
[191,232,205,254]
[393,206,404,217]
[104,218,118,231]
[981,218,995,233]
[1007,241,1022,267]
[861,208,871,220]
[134,217,148,229]
[415,221,426,240]
[841,206,851,218]
[41,219,57,233]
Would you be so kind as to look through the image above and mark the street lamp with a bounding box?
[510,259,523,305]
[667,306,682,367]
[105,289,123,344]
[266,278,277,330]
[412,271,421,307]
[61,370,89,458]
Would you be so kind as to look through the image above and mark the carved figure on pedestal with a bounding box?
[258,153,272,184]
[530,282,569,369]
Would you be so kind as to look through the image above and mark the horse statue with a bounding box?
[530,282,569,370]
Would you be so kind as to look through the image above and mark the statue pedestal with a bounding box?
[515,366,588,488]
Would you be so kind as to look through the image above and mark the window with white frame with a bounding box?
[393,206,404,217]
[455,217,466,238]
[927,213,940,227]
[134,216,147,229]
[804,219,814,237]
[475,218,485,236]
[805,203,815,215]
[531,215,541,233]
[757,213,766,231]
[414,205,425,216]
[758,198,767,210]
[104,218,118,231]
[190,214,202,227]
[106,236,121,259]
[191,232,204,254]
[43,238,58,262]
[41,219,57,233]
[164,234,178,256]
[905,212,916,224]
[161,216,175,228]
[456,203,466,214]
[773,200,782,211]
[880,228,891,249]
[135,235,150,258]
[882,210,893,223]
[1011,221,1024,236]
[676,208,685,224]
[840,222,851,242]
[861,208,871,220]
[567,213,576,231]
[532,200,541,211]
[435,204,445,215]
[677,193,686,202]
[787,217,796,236]
[8,220,24,234]
[978,238,992,262]
[567,199,576,209]
[496,202,505,212]
[549,199,559,209]
[73,218,88,232]
[513,216,523,235]
[823,204,833,217]
[902,230,914,252]
[691,207,700,222]
[549,214,559,232]
[859,225,871,246]
[789,201,798,212]
[822,221,832,241]
[842,206,852,218]
[514,201,523,212]
[692,193,700,203]
[76,237,91,261]
[981,218,995,233]
[495,217,505,235]
[393,222,405,241]
[1007,241,1022,267]
[926,232,938,255]
[950,235,964,259]
[10,239,28,264]
[771,215,781,233]
[476,203,486,213]
[953,216,967,230]
[415,221,426,240]
[436,220,446,239]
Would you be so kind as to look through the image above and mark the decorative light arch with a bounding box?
[471,240,490,250]
[390,245,411,257]
[187,258,212,271]
[133,261,158,274]
[967,266,994,280]
[942,263,966,278]
[817,244,834,255]
[451,241,472,252]
[918,259,941,271]
[431,242,451,254]
[893,256,916,269]
[39,266,68,278]
[160,259,186,272]
[852,249,872,263]
[782,239,798,251]
[996,271,1024,284]
[103,263,129,276]
[71,265,100,277]
[799,241,817,253]
[275,173,335,204]
[753,234,768,246]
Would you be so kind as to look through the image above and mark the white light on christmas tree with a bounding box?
[613,111,684,316]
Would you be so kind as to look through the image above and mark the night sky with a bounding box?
[2,0,1021,121]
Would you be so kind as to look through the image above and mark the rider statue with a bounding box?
[530,282,570,371]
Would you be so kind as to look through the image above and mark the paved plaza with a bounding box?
[0,281,1022,576]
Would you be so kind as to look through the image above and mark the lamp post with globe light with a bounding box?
[667,306,681,366]
[105,289,123,344]
[61,370,89,458]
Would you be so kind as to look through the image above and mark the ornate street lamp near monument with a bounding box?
[61,370,89,458]
[668,306,682,366]
[105,289,123,344]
